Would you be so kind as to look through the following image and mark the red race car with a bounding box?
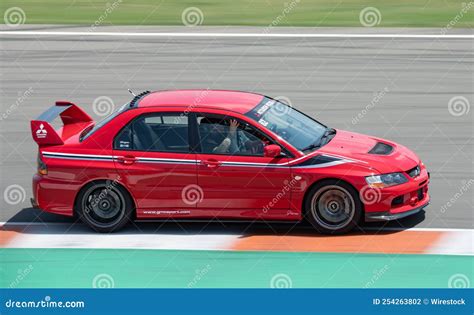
[30,90,430,234]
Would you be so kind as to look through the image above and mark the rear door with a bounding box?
[113,111,198,218]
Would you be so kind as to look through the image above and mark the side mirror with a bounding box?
[264,144,281,158]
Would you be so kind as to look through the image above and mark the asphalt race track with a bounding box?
[0,25,472,231]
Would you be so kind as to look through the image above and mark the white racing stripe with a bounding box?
[40,151,349,168]
[0,31,473,39]
[42,151,114,159]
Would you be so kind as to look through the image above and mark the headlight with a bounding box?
[365,172,408,188]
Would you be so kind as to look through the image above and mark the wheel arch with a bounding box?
[301,177,364,216]
[73,178,137,217]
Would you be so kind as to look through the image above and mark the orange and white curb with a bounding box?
[0,223,472,256]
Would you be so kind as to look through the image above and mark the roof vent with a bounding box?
[129,90,151,108]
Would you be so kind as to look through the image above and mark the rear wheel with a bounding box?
[304,180,362,234]
[76,181,133,233]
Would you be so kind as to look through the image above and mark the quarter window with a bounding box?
[114,113,189,153]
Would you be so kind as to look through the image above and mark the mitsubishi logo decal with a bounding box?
[36,123,47,139]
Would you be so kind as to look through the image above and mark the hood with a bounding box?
[319,129,420,174]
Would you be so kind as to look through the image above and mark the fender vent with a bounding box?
[368,142,393,155]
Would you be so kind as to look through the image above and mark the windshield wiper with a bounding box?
[301,128,336,152]
[301,143,320,152]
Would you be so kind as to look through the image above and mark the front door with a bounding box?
[194,112,293,219]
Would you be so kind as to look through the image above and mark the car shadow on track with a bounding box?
[2,207,426,237]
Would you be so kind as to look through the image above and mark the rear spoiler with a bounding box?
[31,101,93,146]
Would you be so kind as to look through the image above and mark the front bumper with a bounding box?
[365,201,429,221]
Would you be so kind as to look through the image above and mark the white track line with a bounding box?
[0,31,473,39]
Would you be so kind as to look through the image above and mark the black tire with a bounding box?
[304,179,362,234]
[75,181,134,233]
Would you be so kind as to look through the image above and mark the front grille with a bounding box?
[407,165,421,178]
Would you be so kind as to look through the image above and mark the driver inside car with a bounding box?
[200,118,266,155]
[199,118,239,154]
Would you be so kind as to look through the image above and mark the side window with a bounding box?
[114,113,189,153]
[197,113,272,156]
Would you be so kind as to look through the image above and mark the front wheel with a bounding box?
[304,180,362,234]
[76,181,134,233]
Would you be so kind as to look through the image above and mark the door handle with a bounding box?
[117,155,136,165]
[201,159,221,168]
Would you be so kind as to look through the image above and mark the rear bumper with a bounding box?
[32,174,76,216]
[365,201,429,221]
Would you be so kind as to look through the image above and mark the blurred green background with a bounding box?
[2,0,473,27]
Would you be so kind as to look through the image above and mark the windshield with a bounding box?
[246,98,328,152]
[80,103,129,141]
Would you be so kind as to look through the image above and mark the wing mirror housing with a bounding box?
[264,144,282,158]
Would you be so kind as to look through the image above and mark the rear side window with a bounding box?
[114,113,189,153]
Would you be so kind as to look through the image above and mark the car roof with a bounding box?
[137,90,265,114]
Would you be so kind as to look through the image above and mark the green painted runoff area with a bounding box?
[1,248,471,288]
